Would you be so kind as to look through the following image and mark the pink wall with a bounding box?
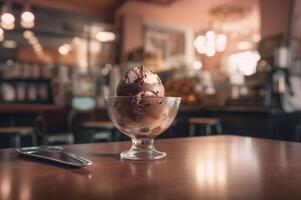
[116,0,260,63]
[116,0,210,29]
[117,0,259,30]
[260,0,290,38]
[121,15,144,62]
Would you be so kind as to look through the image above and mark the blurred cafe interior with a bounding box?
[0,0,298,147]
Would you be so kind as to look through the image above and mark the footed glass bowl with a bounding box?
[105,96,181,160]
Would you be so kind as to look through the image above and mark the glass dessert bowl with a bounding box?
[105,96,181,160]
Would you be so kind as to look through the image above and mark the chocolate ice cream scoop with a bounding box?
[116,66,165,97]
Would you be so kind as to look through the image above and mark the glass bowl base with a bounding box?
[120,149,166,160]
[120,138,166,160]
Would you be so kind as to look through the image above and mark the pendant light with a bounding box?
[1,0,15,30]
[20,0,35,29]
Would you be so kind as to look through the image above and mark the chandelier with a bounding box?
[194,2,252,57]
[194,31,227,57]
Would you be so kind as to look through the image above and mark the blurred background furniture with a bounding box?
[34,108,74,145]
[70,108,117,143]
[80,121,115,142]
[188,117,222,136]
[0,127,36,147]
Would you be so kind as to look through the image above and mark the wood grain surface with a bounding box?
[0,136,301,200]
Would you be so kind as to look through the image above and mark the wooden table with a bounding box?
[2,135,301,200]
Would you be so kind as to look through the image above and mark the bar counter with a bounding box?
[0,104,63,127]
[1,136,301,200]
[179,105,269,113]
[0,104,62,113]
[0,104,290,140]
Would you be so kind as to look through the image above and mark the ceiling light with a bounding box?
[1,13,15,24]
[2,40,17,48]
[20,1,35,29]
[96,31,116,42]
[21,11,35,22]
[1,2,15,30]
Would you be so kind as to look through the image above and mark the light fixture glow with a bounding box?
[193,61,203,70]
[20,10,35,29]
[229,51,261,76]
[194,36,205,48]
[72,37,81,44]
[216,34,227,52]
[33,44,42,52]
[194,31,227,57]
[21,20,34,29]
[1,22,14,30]
[20,1,35,29]
[237,41,253,51]
[1,13,15,24]
[96,31,116,42]
[28,36,38,45]
[206,49,216,57]
[1,2,15,30]
[58,44,71,55]
[23,30,34,39]
[2,40,17,48]
[205,31,216,39]
[21,11,35,22]
[0,27,3,36]
[197,46,206,54]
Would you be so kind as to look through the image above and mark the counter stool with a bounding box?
[0,127,37,147]
[188,117,222,136]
